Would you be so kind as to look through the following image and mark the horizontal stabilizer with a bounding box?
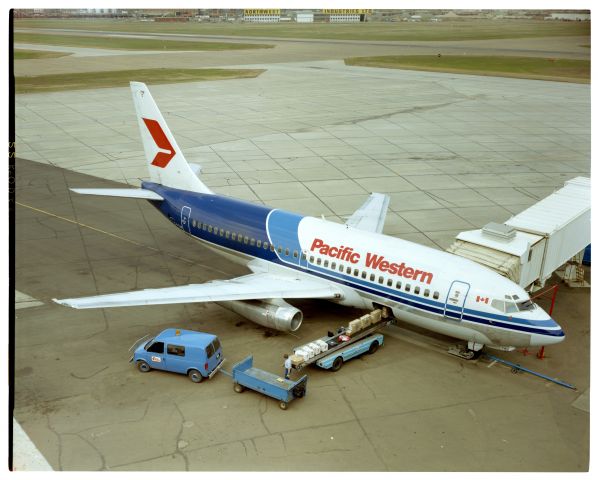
[53,273,342,309]
[346,192,390,234]
[70,188,163,201]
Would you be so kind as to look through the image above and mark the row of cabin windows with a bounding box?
[308,255,440,300]
[190,218,301,258]
[188,217,440,301]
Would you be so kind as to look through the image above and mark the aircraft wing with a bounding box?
[345,192,390,234]
[53,273,342,309]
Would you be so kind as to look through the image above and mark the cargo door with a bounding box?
[443,280,470,321]
[181,206,191,233]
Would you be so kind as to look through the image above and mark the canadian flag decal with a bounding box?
[476,296,489,304]
[142,118,175,168]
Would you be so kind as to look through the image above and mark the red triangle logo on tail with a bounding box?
[142,118,175,168]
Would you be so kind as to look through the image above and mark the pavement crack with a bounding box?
[172,401,190,471]
[70,365,109,380]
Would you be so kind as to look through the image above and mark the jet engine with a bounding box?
[216,299,303,332]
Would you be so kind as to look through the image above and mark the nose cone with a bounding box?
[530,317,565,346]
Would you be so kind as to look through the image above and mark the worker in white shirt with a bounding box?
[283,354,292,379]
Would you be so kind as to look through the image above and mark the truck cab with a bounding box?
[132,328,224,382]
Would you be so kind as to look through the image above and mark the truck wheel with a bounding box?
[137,360,150,373]
[331,356,343,372]
[188,369,203,383]
[234,383,245,393]
[368,340,379,354]
[279,401,288,410]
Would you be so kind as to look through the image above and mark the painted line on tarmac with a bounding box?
[16,201,211,269]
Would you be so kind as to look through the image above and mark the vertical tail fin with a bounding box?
[130,81,212,194]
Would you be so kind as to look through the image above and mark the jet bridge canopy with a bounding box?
[447,177,590,290]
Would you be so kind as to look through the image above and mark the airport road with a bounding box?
[14,157,589,471]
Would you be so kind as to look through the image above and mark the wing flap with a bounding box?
[71,188,164,201]
[54,273,341,309]
[346,192,390,234]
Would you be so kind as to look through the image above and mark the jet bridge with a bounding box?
[447,177,590,291]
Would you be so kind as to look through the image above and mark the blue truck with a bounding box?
[130,328,224,382]
[316,333,384,371]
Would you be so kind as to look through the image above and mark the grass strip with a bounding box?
[15,18,591,42]
[14,49,72,59]
[16,68,265,94]
[14,32,273,51]
[344,55,590,83]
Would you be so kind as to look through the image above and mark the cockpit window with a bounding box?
[504,302,518,314]
[491,299,505,312]
[517,300,536,311]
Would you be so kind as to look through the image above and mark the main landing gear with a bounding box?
[448,341,484,360]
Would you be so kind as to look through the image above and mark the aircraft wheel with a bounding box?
[234,383,245,393]
[188,369,203,383]
[137,361,150,373]
[368,340,379,354]
[331,356,344,372]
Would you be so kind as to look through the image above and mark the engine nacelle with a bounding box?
[216,299,303,332]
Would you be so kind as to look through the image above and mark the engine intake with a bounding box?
[216,299,303,332]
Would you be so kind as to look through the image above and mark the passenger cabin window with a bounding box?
[250,238,256,246]
[270,245,275,252]
[167,344,185,357]
[257,240,262,247]
[362,271,367,279]
[192,219,197,228]
[433,291,439,300]
[353,269,359,277]
[316,258,322,266]
[285,248,290,256]
[219,228,224,236]
[339,265,345,273]
[378,276,384,285]
[146,341,164,354]
[278,246,283,254]
[244,236,249,245]
[324,260,329,268]
[293,250,298,258]
[264,242,269,250]
[208,226,213,233]
[202,224,207,231]
[370,273,376,282]
[346,267,352,275]
[331,262,337,270]
[424,289,430,297]
[226,231,230,239]
[396,281,402,290]
[405,284,411,292]
[309,256,315,263]
[301,253,306,260]
[414,286,420,295]
[387,278,393,287]
[231,232,236,240]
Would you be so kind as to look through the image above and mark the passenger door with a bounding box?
[146,341,166,370]
[443,281,470,321]
[181,206,191,233]
[165,344,188,374]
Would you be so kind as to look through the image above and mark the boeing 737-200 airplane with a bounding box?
[54,82,565,355]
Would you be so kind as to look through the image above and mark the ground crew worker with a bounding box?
[283,354,292,379]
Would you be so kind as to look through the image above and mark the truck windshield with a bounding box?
[143,337,155,350]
